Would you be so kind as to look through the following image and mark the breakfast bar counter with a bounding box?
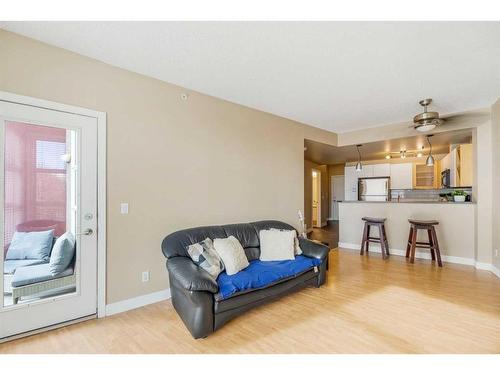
[338,201,475,261]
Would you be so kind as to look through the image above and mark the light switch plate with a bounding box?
[142,271,150,283]
[120,203,129,214]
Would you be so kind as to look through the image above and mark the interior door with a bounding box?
[331,176,344,221]
[0,99,97,339]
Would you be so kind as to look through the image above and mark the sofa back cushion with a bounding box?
[162,225,226,259]
[161,220,297,261]
[6,230,54,261]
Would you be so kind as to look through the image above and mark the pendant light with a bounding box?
[426,135,435,166]
[355,144,363,172]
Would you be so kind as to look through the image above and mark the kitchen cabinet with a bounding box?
[359,164,374,178]
[458,144,473,187]
[373,163,390,177]
[412,162,440,189]
[390,163,413,189]
[344,166,359,201]
[439,144,473,187]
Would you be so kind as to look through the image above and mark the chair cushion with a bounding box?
[49,232,76,275]
[11,263,74,288]
[6,230,54,261]
[215,255,322,300]
[3,259,48,275]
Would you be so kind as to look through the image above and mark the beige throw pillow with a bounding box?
[259,229,296,261]
[213,236,249,276]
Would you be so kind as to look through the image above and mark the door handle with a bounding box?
[77,228,93,236]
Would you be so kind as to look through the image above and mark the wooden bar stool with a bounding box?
[406,219,442,267]
[360,217,389,259]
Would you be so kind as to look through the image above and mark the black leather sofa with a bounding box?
[161,220,329,338]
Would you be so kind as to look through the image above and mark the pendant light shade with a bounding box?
[426,135,434,166]
[355,145,363,172]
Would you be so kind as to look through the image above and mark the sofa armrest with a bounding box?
[166,257,219,293]
[299,238,329,261]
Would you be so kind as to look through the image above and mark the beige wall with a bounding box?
[0,30,338,303]
[474,122,493,263]
[492,100,500,268]
[339,202,475,260]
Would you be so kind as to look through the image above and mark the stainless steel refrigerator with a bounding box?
[358,177,390,201]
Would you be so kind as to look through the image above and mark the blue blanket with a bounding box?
[216,255,322,300]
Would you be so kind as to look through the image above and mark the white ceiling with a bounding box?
[1,22,499,133]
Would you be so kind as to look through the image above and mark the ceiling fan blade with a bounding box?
[440,111,490,123]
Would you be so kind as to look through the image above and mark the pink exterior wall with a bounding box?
[4,121,67,250]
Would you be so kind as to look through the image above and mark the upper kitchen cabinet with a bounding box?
[373,163,390,177]
[440,144,473,187]
[457,144,473,187]
[390,163,413,189]
[413,162,440,189]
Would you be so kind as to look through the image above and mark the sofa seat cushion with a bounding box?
[11,263,74,288]
[4,259,48,275]
[215,255,322,301]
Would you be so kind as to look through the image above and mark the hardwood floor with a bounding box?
[309,220,339,248]
[1,249,499,354]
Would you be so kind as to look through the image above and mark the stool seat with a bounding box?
[406,219,442,267]
[408,219,439,226]
[360,218,389,259]
[362,217,386,223]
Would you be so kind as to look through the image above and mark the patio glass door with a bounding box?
[0,99,98,339]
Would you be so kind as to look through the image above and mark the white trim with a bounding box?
[0,90,108,318]
[97,112,107,318]
[338,242,500,277]
[105,289,171,316]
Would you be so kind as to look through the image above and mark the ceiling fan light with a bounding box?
[426,154,435,166]
[416,123,436,132]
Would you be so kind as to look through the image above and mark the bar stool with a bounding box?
[360,217,389,259]
[406,219,442,267]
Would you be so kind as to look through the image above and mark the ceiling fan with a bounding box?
[410,98,488,132]
[412,98,443,132]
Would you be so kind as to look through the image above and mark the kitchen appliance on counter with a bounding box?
[441,169,451,188]
[358,177,390,201]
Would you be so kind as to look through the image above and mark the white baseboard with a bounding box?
[475,262,500,278]
[338,242,499,277]
[105,288,171,316]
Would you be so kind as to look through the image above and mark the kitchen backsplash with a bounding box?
[390,187,473,201]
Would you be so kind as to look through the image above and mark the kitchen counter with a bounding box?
[338,201,475,260]
[340,200,475,204]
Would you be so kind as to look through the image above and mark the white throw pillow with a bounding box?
[213,236,249,276]
[270,228,302,255]
[259,229,296,261]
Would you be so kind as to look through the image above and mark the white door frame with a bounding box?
[312,168,321,228]
[0,90,107,319]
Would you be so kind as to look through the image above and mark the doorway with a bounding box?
[312,169,321,228]
[0,92,106,340]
